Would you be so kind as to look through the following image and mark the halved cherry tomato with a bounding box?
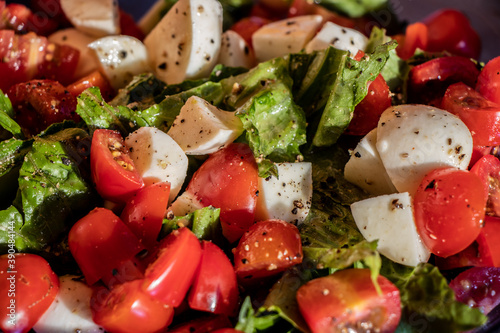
[142,227,202,307]
[168,315,233,333]
[68,207,144,286]
[230,16,272,49]
[476,56,500,105]
[0,254,59,333]
[120,182,171,249]
[449,267,500,315]
[92,279,174,333]
[188,241,239,316]
[66,70,115,101]
[233,219,302,282]
[185,143,259,243]
[395,22,428,61]
[38,43,80,85]
[441,82,500,146]
[30,0,71,28]
[435,240,493,271]
[297,268,401,333]
[90,129,145,203]
[407,56,480,105]
[119,9,145,41]
[8,79,79,136]
[423,9,481,60]
[1,3,59,35]
[470,154,500,217]
[287,0,356,29]
[413,167,487,257]
[476,216,500,267]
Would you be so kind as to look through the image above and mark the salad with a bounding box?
[0,0,500,332]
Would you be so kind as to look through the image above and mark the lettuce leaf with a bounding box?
[315,0,388,18]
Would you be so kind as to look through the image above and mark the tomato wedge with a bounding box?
[476,216,500,267]
[470,154,500,216]
[90,129,144,203]
[476,56,500,105]
[66,70,115,101]
[396,22,428,61]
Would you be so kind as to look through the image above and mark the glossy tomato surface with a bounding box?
[477,56,500,105]
[0,254,59,333]
[413,167,487,257]
[470,154,500,217]
[476,216,500,267]
[297,268,401,333]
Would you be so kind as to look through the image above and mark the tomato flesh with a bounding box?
[413,167,487,257]
[66,70,115,101]
[470,154,500,216]
[396,22,428,61]
[167,315,233,333]
[297,268,401,333]
[476,56,500,105]
[476,216,500,267]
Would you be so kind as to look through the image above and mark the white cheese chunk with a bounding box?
[167,96,244,155]
[305,21,368,56]
[218,30,256,69]
[125,127,188,202]
[252,15,323,62]
[255,162,313,224]
[344,129,397,195]
[376,104,473,194]
[351,192,431,266]
[144,0,223,84]
[88,35,152,89]
[60,0,119,37]
[169,191,203,217]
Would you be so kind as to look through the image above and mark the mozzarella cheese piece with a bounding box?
[169,191,203,217]
[376,104,473,194]
[167,96,244,155]
[305,21,368,56]
[255,162,313,224]
[125,127,188,202]
[88,35,152,89]
[252,15,323,62]
[48,28,99,78]
[144,0,223,84]
[344,129,397,195]
[60,0,119,37]
[33,275,103,333]
[351,192,430,266]
[218,30,256,69]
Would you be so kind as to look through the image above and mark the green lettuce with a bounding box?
[315,0,388,18]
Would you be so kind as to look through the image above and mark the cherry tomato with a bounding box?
[470,154,500,216]
[185,143,259,243]
[92,279,174,333]
[38,43,80,85]
[476,216,500,267]
[395,22,428,61]
[345,74,391,136]
[449,267,500,315]
[120,182,171,249]
[212,329,244,333]
[435,241,493,271]
[167,315,233,333]
[30,0,71,28]
[288,0,356,29]
[441,82,500,146]
[407,56,480,105]
[188,241,239,316]
[119,9,145,41]
[476,56,500,105]
[423,9,481,60]
[0,254,59,333]
[1,3,59,35]
[90,129,144,203]
[230,16,272,48]
[66,70,115,101]
[68,207,144,286]
[296,268,401,333]
[233,219,302,282]
[142,227,202,307]
[413,167,487,257]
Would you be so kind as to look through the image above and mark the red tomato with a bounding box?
[188,241,239,316]
[8,79,79,136]
[288,0,356,29]
[407,56,480,105]
[212,330,244,333]
[476,56,500,105]
[345,74,391,136]
[119,9,145,41]
[120,182,171,249]
[233,219,302,282]
[441,82,500,146]
[395,22,428,61]
[296,268,401,333]
[90,129,145,203]
[470,154,500,217]
[37,43,80,85]
[167,315,233,333]
[142,227,202,307]
[186,143,259,243]
[0,254,59,333]
[66,70,115,101]
[250,2,287,21]
[30,0,71,28]
[92,279,174,333]
[230,16,271,48]
[68,207,144,286]
[1,3,59,35]
[423,9,481,60]
[413,167,487,257]
[435,241,493,271]
[476,216,500,267]
[449,267,500,315]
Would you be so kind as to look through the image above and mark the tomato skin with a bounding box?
[0,254,59,333]
[68,207,144,286]
[167,315,233,333]
[296,268,401,333]
[396,22,428,61]
[142,227,202,307]
[413,167,487,258]
[186,143,259,243]
[345,74,391,136]
[233,219,302,282]
[38,43,80,85]
[470,154,500,217]
[435,241,493,271]
[91,129,145,203]
[120,182,171,249]
[476,56,500,105]
[66,70,115,101]
[92,279,174,333]
[118,9,145,41]
[230,16,272,48]
[188,241,239,316]
[476,216,500,267]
